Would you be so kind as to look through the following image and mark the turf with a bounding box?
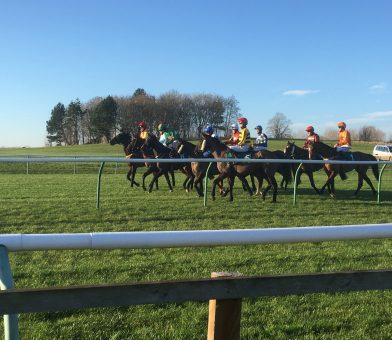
[0,140,391,339]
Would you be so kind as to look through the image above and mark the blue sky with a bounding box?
[1,0,391,147]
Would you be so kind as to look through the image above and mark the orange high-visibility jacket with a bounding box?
[337,130,352,147]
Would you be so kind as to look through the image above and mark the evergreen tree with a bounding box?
[46,103,66,145]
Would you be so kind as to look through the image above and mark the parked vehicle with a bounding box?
[373,144,392,160]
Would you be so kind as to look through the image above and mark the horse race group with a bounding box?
[110,117,380,202]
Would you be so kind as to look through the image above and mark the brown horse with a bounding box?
[176,139,225,196]
[201,134,279,202]
[308,141,379,197]
[142,134,194,193]
[283,141,325,194]
[110,132,157,189]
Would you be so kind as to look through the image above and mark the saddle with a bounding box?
[337,152,355,161]
[231,150,253,159]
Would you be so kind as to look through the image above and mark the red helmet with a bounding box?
[137,121,148,129]
[237,117,248,125]
[337,121,346,128]
[305,125,314,132]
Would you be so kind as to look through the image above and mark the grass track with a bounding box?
[0,141,392,339]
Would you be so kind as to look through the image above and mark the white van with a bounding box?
[373,144,392,160]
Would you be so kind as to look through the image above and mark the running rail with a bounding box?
[0,157,391,207]
[1,223,392,252]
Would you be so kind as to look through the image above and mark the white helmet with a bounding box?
[231,123,239,130]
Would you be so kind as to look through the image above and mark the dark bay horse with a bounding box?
[142,134,194,193]
[308,141,379,197]
[176,139,226,197]
[110,132,167,190]
[110,132,145,188]
[201,134,278,202]
[283,141,325,194]
[259,150,292,190]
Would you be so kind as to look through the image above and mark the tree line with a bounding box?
[46,88,389,145]
[46,89,240,145]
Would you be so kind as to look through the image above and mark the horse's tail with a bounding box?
[371,156,380,181]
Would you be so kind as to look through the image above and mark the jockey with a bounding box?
[303,126,320,149]
[137,121,149,141]
[224,123,240,148]
[229,117,251,152]
[201,125,217,157]
[334,122,352,152]
[158,123,179,150]
[253,125,268,151]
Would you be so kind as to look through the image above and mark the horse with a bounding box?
[111,132,176,191]
[176,138,226,197]
[142,134,195,193]
[110,132,153,188]
[251,150,292,191]
[283,141,326,194]
[307,141,379,197]
[201,134,279,202]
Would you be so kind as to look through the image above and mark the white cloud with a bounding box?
[365,110,392,119]
[369,82,387,93]
[283,89,319,96]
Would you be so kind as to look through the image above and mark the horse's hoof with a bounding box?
[211,196,216,201]
[134,183,140,187]
[186,189,189,193]
[329,194,335,199]
[169,189,173,193]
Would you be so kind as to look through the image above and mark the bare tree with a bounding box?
[266,112,291,139]
[222,96,240,137]
[322,128,337,140]
[358,125,385,142]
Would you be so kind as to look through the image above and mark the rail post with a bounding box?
[207,272,242,340]
[96,162,105,209]
[293,163,302,206]
[0,245,19,340]
[26,155,29,175]
[377,164,387,204]
[204,162,213,207]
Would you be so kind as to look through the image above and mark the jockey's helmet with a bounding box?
[237,117,248,125]
[337,122,346,129]
[231,123,239,130]
[137,121,148,129]
[255,125,262,131]
[305,126,314,132]
[203,125,214,135]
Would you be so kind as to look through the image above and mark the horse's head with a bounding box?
[284,141,296,159]
[200,133,226,155]
[110,132,131,146]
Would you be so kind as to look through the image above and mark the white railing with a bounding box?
[1,223,392,252]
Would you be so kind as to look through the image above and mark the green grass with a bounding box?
[0,141,391,339]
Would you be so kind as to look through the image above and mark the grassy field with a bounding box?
[0,140,391,339]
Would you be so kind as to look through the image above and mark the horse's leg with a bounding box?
[270,176,278,202]
[170,169,176,187]
[163,170,173,192]
[212,174,227,201]
[194,175,204,197]
[238,174,253,196]
[306,171,321,194]
[142,167,155,191]
[327,172,338,198]
[130,166,140,187]
[227,175,235,202]
[250,175,257,191]
[354,170,364,196]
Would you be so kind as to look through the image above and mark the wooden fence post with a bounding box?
[207,272,242,340]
